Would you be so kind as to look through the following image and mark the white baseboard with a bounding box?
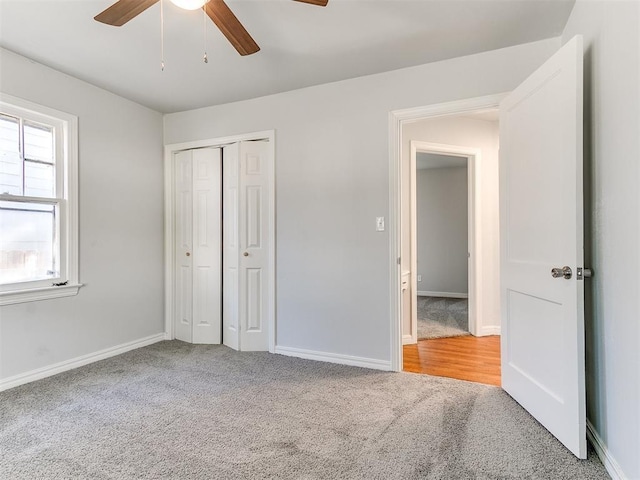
[587,419,628,480]
[477,326,501,336]
[274,346,391,371]
[402,334,416,345]
[0,333,166,392]
[418,291,468,299]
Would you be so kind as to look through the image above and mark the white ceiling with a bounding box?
[0,0,575,113]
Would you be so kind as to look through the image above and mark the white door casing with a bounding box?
[164,131,275,350]
[223,141,271,351]
[389,93,506,372]
[499,35,585,458]
[408,141,481,342]
[173,148,222,344]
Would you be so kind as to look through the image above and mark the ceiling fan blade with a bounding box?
[204,0,260,56]
[293,0,328,6]
[95,0,160,26]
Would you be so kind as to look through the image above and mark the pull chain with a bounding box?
[160,0,165,71]
[202,4,208,63]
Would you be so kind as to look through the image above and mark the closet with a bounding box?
[170,140,271,351]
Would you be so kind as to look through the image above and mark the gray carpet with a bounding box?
[0,341,608,479]
[418,296,470,340]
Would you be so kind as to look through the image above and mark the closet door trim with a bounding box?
[164,130,275,352]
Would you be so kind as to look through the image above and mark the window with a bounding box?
[0,94,80,305]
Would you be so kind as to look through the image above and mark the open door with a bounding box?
[499,35,586,458]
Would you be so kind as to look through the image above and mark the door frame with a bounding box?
[388,94,506,372]
[164,130,276,352]
[408,141,479,344]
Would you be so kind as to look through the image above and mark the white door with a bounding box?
[174,150,193,343]
[500,35,586,458]
[222,143,240,350]
[223,141,271,351]
[174,148,222,344]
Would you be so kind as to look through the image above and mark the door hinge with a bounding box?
[397,257,401,265]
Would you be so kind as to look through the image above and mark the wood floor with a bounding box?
[403,335,501,387]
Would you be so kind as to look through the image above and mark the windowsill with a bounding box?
[0,283,83,306]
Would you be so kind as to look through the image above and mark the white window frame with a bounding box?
[0,93,81,305]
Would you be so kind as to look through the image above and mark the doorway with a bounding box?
[406,117,500,386]
[415,151,470,335]
[391,37,587,458]
[408,142,477,344]
[390,97,504,384]
[163,131,276,352]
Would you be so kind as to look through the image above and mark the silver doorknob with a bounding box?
[551,266,572,279]
[243,252,249,257]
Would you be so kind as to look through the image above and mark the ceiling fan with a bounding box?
[95,0,328,56]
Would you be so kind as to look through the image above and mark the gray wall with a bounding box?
[0,48,165,381]
[562,1,640,478]
[164,38,558,361]
[416,166,468,295]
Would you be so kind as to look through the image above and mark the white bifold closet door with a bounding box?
[222,141,270,351]
[174,147,222,344]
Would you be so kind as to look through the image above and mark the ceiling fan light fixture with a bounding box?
[95,0,326,56]
[169,0,209,11]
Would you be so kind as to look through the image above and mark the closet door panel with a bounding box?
[173,148,221,345]
[192,148,222,344]
[222,143,240,350]
[174,150,193,343]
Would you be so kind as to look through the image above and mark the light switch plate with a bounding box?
[376,217,385,231]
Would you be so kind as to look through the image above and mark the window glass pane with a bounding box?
[0,200,57,285]
[24,160,54,198]
[0,114,19,153]
[24,122,55,198]
[24,121,54,163]
[0,114,22,195]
